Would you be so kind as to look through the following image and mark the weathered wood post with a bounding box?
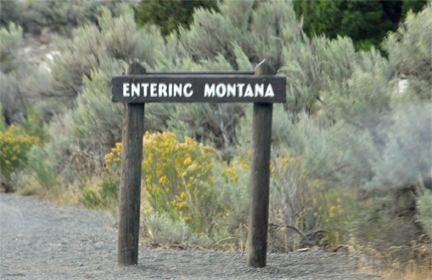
[247,60,276,268]
[117,62,146,266]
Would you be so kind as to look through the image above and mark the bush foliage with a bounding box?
[0,103,46,192]
[134,0,218,36]
[18,0,138,36]
[293,0,428,51]
[104,132,249,248]
[0,125,39,182]
[106,132,220,227]
[0,0,23,28]
[5,0,431,269]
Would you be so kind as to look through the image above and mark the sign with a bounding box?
[112,74,286,103]
[115,61,284,269]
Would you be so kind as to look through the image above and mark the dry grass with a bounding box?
[359,263,431,280]
[352,241,432,280]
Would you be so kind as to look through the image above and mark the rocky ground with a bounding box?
[0,193,391,280]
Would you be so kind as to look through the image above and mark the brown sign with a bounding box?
[112,74,286,103]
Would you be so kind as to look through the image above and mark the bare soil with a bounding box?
[0,193,391,280]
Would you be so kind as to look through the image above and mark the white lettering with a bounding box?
[131,83,140,97]
[150,83,157,97]
[141,83,149,97]
[255,84,264,97]
[227,84,236,97]
[216,84,226,97]
[173,84,182,97]
[123,83,130,97]
[204,84,215,97]
[159,84,167,97]
[184,83,193,97]
[244,84,253,97]
[123,82,277,100]
[265,84,275,97]
[237,84,245,97]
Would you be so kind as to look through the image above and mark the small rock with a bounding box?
[38,61,51,74]
[39,28,52,44]
[24,47,33,55]
[296,247,312,253]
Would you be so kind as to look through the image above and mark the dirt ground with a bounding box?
[0,193,391,280]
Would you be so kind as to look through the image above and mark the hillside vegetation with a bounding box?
[0,0,431,278]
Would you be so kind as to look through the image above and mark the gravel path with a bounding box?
[0,193,390,280]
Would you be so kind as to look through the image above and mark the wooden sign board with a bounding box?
[112,74,286,103]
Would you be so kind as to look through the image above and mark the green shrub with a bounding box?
[0,72,28,127]
[21,0,137,36]
[43,112,79,185]
[178,0,254,67]
[366,104,432,193]
[134,0,218,36]
[49,4,165,108]
[0,0,23,28]
[0,105,6,132]
[417,189,432,240]
[211,155,250,250]
[293,0,428,52]
[46,5,166,178]
[80,175,119,210]
[0,21,57,126]
[72,62,124,157]
[23,102,49,145]
[270,151,359,251]
[16,145,60,198]
[142,212,213,248]
[250,0,301,69]
[26,145,56,188]
[383,3,432,101]
[0,23,23,74]
[1,23,52,127]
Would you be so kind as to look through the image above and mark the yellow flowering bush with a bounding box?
[144,132,222,232]
[104,142,122,167]
[221,153,250,185]
[0,125,40,185]
[106,132,222,233]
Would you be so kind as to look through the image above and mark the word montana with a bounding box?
[204,83,274,98]
[123,83,275,98]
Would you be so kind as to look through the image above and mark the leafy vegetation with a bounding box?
[134,0,218,35]
[19,0,138,36]
[1,0,431,276]
[0,124,40,191]
[293,0,428,51]
[80,175,119,210]
[0,104,46,193]
[103,132,249,249]
[0,0,23,28]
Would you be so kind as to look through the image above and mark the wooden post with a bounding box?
[118,62,146,266]
[247,60,275,268]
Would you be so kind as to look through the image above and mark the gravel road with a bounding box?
[0,193,390,280]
